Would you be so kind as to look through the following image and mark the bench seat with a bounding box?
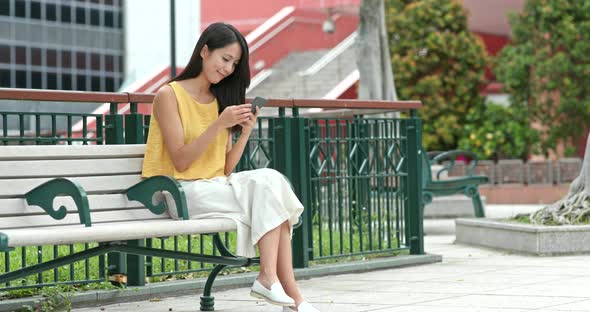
[1,218,237,248]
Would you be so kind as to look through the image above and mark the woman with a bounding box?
[141,23,319,312]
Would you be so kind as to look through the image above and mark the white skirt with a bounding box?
[167,168,304,258]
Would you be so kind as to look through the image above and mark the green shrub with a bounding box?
[458,102,539,160]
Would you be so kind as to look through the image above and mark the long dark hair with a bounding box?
[171,23,250,125]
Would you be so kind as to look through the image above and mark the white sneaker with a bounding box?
[283,301,320,312]
[250,279,295,306]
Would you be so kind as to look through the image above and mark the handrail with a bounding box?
[0,88,422,110]
[298,31,358,76]
[0,88,128,103]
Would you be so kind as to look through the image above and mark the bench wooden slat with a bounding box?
[0,209,169,229]
[0,175,143,197]
[0,144,146,160]
[0,194,146,217]
[2,218,237,247]
[0,158,143,178]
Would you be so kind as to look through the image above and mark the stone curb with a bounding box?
[456,218,590,255]
[0,254,441,311]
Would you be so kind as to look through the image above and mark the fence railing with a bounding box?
[0,87,424,290]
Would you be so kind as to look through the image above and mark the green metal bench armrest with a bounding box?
[125,175,189,220]
[25,178,91,227]
[431,150,479,180]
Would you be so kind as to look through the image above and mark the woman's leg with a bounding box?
[256,225,281,288]
[276,221,304,305]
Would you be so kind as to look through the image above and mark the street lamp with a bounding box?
[322,9,335,33]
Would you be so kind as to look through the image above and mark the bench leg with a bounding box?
[471,191,485,218]
[200,264,226,311]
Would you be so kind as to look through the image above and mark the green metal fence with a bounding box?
[308,117,409,260]
[0,89,423,291]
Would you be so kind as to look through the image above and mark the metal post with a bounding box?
[105,103,125,282]
[405,112,424,255]
[105,103,124,144]
[126,239,145,286]
[124,103,144,144]
[273,117,311,268]
[170,0,176,78]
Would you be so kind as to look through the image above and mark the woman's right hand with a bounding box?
[216,104,253,128]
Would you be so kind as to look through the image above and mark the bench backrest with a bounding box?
[0,144,168,230]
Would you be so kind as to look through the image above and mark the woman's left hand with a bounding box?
[240,107,259,135]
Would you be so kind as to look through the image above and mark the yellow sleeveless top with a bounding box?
[142,81,228,180]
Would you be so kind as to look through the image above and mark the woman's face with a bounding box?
[200,42,242,84]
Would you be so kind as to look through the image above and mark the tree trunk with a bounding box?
[531,131,590,224]
[356,0,397,101]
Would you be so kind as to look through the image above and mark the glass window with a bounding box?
[75,7,86,24]
[0,45,10,63]
[62,73,72,90]
[15,0,26,18]
[76,51,86,69]
[31,48,42,66]
[105,77,114,91]
[47,73,57,89]
[46,3,57,21]
[61,5,71,23]
[47,49,57,67]
[91,76,101,91]
[0,1,9,16]
[76,75,87,91]
[16,71,27,88]
[61,51,72,68]
[104,11,114,27]
[118,55,124,73]
[117,11,123,28]
[31,1,41,19]
[104,55,114,71]
[15,47,26,65]
[32,71,42,89]
[90,53,101,70]
[0,70,10,87]
[90,9,99,26]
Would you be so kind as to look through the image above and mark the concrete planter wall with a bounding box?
[455,218,590,255]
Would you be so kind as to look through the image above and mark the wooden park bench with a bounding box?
[0,144,256,311]
[421,147,489,217]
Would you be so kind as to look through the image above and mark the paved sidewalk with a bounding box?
[73,219,590,311]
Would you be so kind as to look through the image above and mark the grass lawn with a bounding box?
[1,225,406,300]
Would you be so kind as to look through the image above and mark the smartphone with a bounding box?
[251,97,267,113]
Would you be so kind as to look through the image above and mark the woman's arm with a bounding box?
[224,108,259,175]
[154,86,251,172]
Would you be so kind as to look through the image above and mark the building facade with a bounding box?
[0,0,125,92]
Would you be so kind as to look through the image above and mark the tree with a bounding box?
[531,131,590,224]
[357,0,397,101]
[385,0,487,150]
[495,0,590,155]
